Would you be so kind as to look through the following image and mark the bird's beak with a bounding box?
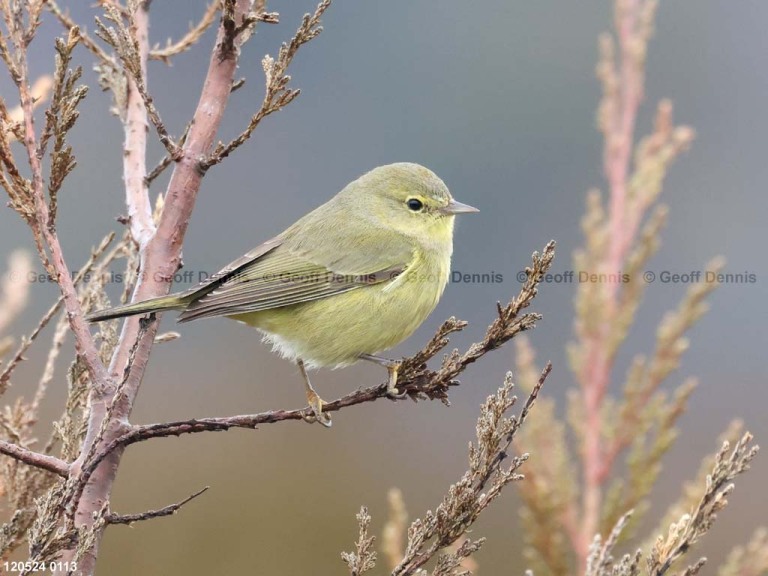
[440,199,479,215]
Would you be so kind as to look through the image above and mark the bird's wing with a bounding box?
[177,231,413,322]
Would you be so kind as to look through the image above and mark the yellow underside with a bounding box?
[228,251,448,369]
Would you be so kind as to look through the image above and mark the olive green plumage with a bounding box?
[88,163,478,424]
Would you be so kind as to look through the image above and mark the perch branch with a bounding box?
[69,242,555,509]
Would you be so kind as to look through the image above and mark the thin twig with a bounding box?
[106,486,209,524]
[14,16,111,390]
[149,1,219,62]
[202,0,331,170]
[46,0,113,66]
[145,124,190,187]
[0,232,115,393]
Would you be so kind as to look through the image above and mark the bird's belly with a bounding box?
[229,265,447,368]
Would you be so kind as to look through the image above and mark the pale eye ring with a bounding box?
[406,198,424,211]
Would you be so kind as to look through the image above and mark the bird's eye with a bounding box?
[406,198,424,212]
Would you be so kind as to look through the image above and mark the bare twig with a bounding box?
[145,124,190,187]
[46,0,113,66]
[648,433,759,576]
[10,13,111,391]
[95,3,181,160]
[0,439,69,477]
[31,304,69,412]
[149,1,219,62]
[0,233,115,394]
[202,0,331,170]
[106,486,209,525]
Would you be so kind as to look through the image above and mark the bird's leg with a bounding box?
[298,359,332,428]
[359,353,406,399]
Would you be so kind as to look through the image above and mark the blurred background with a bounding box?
[1,0,766,573]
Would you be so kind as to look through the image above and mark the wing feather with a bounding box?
[178,237,410,322]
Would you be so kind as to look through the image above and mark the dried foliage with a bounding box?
[343,367,551,575]
[149,1,220,62]
[0,0,559,572]
[0,0,340,570]
[512,1,766,576]
[342,507,378,576]
[569,433,759,576]
[0,0,762,574]
[202,0,331,170]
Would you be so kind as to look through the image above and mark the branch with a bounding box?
[106,486,209,525]
[648,433,760,576]
[341,507,377,575]
[149,1,219,62]
[0,439,69,477]
[122,0,155,247]
[145,124,190,187]
[390,366,550,576]
[46,0,114,66]
[202,0,331,170]
[95,4,182,160]
[11,17,111,392]
[69,242,556,511]
[65,1,264,570]
[0,232,115,395]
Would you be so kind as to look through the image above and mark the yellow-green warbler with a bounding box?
[88,163,478,426]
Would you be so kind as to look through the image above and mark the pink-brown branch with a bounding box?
[65,1,257,571]
[579,0,645,562]
[15,21,110,393]
[123,0,155,248]
[0,439,69,477]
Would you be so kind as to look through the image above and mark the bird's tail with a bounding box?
[86,294,188,323]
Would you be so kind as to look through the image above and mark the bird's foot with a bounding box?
[301,388,332,428]
[385,360,407,399]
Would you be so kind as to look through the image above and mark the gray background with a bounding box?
[1,1,766,574]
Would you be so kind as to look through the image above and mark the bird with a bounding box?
[87,163,478,426]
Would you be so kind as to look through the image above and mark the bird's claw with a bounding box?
[303,389,332,428]
[385,362,407,400]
